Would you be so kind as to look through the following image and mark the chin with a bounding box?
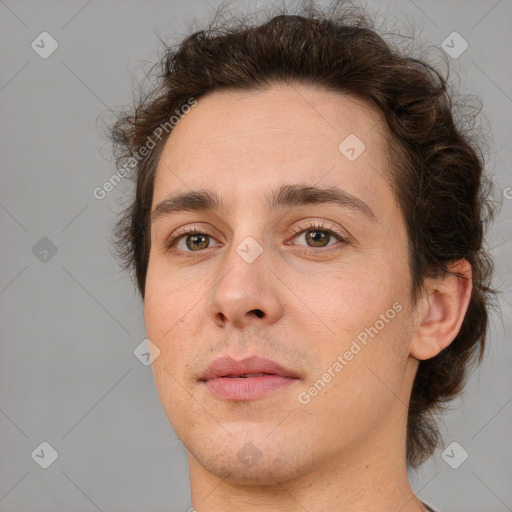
[188,433,314,487]
[198,453,305,486]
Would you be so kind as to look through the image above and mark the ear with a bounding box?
[409,259,472,361]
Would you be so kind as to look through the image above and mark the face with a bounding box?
[145,83,418,485]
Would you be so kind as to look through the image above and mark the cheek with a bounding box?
[144,279,188,382]
[143,260,194,338]
[144,284,200,427]
[299,262,410,402]
[300,309,410,437]
[144,268,209,380]
[310,264,398,341]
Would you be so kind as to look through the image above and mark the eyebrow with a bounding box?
[151,184,376,223]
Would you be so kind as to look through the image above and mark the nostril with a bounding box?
[252,309,264,318]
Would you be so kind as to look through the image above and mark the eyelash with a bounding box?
[165,221,349,257]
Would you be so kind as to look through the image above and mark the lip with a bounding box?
[199,355,300,401]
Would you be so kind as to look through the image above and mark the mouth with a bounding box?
[223,372,273,378]
[199,356,300,401]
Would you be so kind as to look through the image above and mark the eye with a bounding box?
[165,225,222,254]
[287,221,348,251]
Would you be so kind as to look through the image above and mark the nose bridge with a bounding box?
[207,220,284,328]
[219,230,268,294]
[225,200,269,266]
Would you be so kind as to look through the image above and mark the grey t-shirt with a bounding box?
[421,502,439,512]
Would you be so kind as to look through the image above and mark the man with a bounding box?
[109,2,496,510]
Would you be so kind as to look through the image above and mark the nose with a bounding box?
[207,239,285,330]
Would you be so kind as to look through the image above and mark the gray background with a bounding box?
[1,0,511,511]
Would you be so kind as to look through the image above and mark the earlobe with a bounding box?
[410,259,472,361]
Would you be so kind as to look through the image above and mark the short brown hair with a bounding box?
[108,1,499,468]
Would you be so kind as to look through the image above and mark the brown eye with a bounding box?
[166,228,222,254]
[286,220,351,255]
[290,223,345,249]
[303,229,332,247]
[184,233,210,251]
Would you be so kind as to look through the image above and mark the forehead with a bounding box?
[153,83,394,217]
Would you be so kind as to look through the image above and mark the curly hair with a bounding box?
[107,0,499,468]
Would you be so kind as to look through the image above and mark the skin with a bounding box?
[144,82,472,512]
